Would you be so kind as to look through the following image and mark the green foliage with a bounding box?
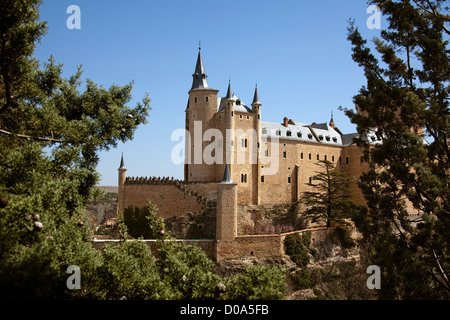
[335,227,355,249]
[156,240,222,300]
[284,232,311,267]
[93,241,170,300]
[344,0,450,299]
[123,202,166,239]
[0,0,150,299]
[221,265,287,300]
[291,268,311,290]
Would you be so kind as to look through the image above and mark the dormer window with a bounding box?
[276,130,281,136]
[286,131,292,137]
[319,135,324,141]
[332,137,338,143]
[308,134,313,139]
[326,136,330,141]
[297,132,302,138]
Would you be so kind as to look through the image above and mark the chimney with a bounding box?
[283,117,289,127]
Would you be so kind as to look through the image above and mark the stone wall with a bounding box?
[215,227,332,262]
[121,177,208,220]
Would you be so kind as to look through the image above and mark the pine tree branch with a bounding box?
[0,128,63,143]
[412,0,450,35]
[431,247,450,291]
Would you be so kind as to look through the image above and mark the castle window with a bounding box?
[206,96,209,102]
[346,157,349,164]
[231,111,234,117]
[265,149,269,157]
[317,153,320,160]
[300,152,304,160]
[332,154,335,162]
[283,150,287,159]
[258,115,260,120]
[246,115,250,120]
[288,176,291,184]
[261,175,265,183]
[339,156,342,164]
[241,138,248,148]
[240,173,247,184]
[309,177,312,184]
[308,153,312,160]
[324,154,327,161]
[194,97,197,103]
[240,115,243,120]
[360,156,364,163]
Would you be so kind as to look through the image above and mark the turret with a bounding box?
[118,153,127,213]
[216,164,237,241]
[329,111,335,129]
[251,85,262,204]
[224,81,236,169]
[185,47,219,182]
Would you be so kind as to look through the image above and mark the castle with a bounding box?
[115,48,383,261]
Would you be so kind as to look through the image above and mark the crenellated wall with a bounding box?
[121,176,209,219]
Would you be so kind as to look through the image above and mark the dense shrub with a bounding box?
[221,265,287,300]
[284,232,312,268]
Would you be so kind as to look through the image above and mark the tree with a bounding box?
[123,202,166,239]
[0,0,150,298]
[344,0,449,299]
[301,160,353,227]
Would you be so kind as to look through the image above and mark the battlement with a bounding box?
[125,176,180,185]
[124,176,213,205]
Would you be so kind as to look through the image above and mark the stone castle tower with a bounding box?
[185,47,264,204]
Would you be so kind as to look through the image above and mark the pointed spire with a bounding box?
[225,80,235,101]
[190,47,210,91]
[252,84,261,105]
[220,164,234,184]
[329,111,335,129]
[119,153,126,170]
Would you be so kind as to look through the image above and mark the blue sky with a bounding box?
[34,0,383,186]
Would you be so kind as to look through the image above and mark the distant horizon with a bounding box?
[34,1,385,186]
